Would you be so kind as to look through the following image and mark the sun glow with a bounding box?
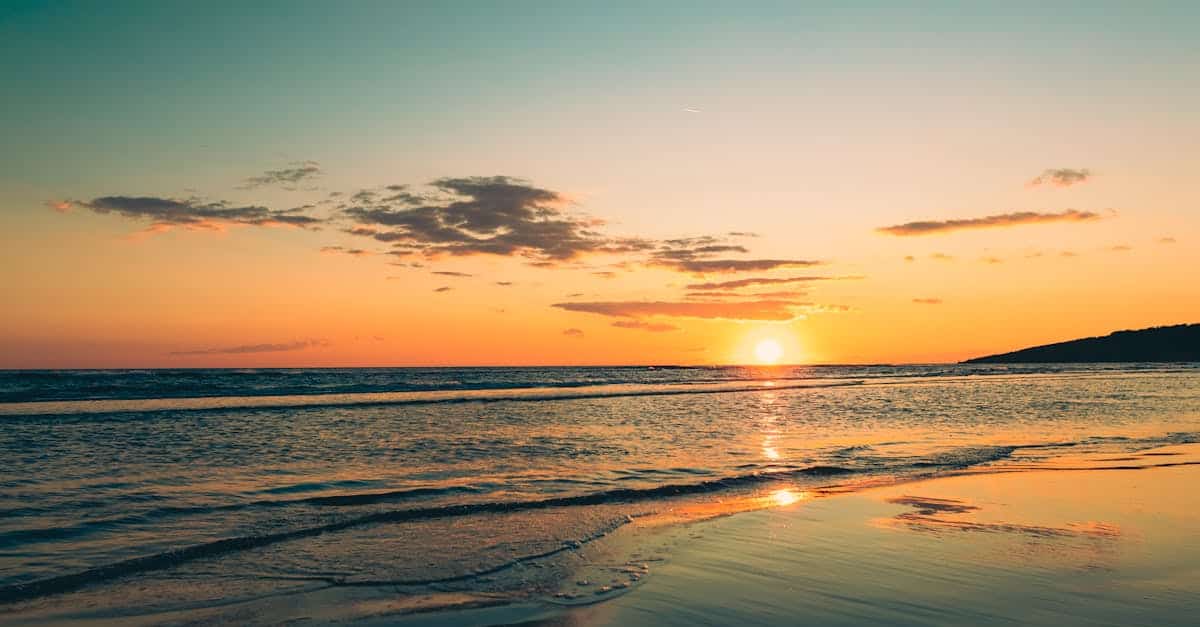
[754,339,784,364]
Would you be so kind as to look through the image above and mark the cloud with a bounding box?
[432,271,473,277]
[592,271,617,279]
[646,236,822,274]
[877,210,1102,236]
[68,195,323,231]
[342,176,654,262]
[1027,168,1091,188]
[170,338,329,355]
[980,256,1003,264]
[1061,250,1079,257]
[563,328,585,338]
[685,275,836,290]
[686,290,810,300]
[434,286,453,292]
[611,320,679,332]
[1109,244,1132,252]
[239,161,322,189]
[1158,237,1177,244]
[931,253,955,261]
[320,246,370,256]
[495,281,514,286]
[553,299,804,321]
[912,298,943,305]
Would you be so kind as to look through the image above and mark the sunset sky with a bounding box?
[2,1,1197,368]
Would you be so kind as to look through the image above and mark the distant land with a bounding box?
[965,324,1200,364]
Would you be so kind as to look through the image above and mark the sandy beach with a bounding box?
[537,448,1200,627]
[8,442,1197,626]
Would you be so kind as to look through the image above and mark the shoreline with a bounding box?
[6,443,1198,626]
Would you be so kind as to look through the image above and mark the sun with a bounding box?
[754,339,784,364]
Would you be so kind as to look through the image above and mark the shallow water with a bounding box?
[1,364,1198,616]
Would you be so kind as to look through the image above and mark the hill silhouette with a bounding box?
[965,324,1200,363]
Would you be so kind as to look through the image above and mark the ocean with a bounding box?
[2,364,1199,614]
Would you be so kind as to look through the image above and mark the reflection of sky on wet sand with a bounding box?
[555,450,1200,627]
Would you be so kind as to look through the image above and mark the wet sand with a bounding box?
[534,445,1200,627]
[5,446,1198,626]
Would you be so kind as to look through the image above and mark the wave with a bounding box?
[0,441,1040,605]
[0,379,868,417]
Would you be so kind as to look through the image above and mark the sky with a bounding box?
[2,1,1197,367]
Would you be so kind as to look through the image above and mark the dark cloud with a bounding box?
[612,320,679,332]
[69,195,323,230]
[1027,168,1091,188]
[727,231,760,238]
[432,271,473,277]
[239,161,322,189]
[434,286,453,292]
[877,210,1102,236]
[170,339,329,355]
[342,176,655,262]
[912,298,943,305]
[553,299,804,321]
[563,328,585,338]
[495,281,514,286]
[567,292,585,297]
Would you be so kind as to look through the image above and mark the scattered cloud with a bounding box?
[320,246,370,256]
[342,176,654,262]
[612,320,679,332]
[1027,168,1091,188]
[1109,244,1132,252]
[877,210,1102,236]
[434,286,453,292]
[930,253,955,261]
[553,299,804,321]
[980,256,1003,264]
[645,236,822,273]
[912,298,943,305]
[592,271,617,279]
[1061,250,1079,257]
[566,292,585,297]
[495,281,514,286]
[432,271,473,277]
[66,195,323,232]
[685,275,835,291]
[903,255,915,262]
[170,338,329,356]
[563,328,585,338]
[1158,237,1177,244]
[238,161,322,190]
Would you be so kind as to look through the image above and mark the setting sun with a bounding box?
[754,339,784,364]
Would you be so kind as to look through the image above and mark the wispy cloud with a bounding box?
[170,339,329,355]
[612,320,679,332]
[685,275,837,290]
[912,298,943,305]
[434,286,453,292]
[238,161,322,190]
[646,236,822,274]
[432,271,473,277]
[877,210,1102,236]
[553,299,804,321]
[562,328,585,338]
[65,196,323,232]
[1109,244,1132,252]
[1027,168,1091,188]
[320,246,370,256]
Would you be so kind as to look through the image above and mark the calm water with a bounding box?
[1,364,1198,611]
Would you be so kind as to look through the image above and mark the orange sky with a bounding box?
[2,4,1197,368]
